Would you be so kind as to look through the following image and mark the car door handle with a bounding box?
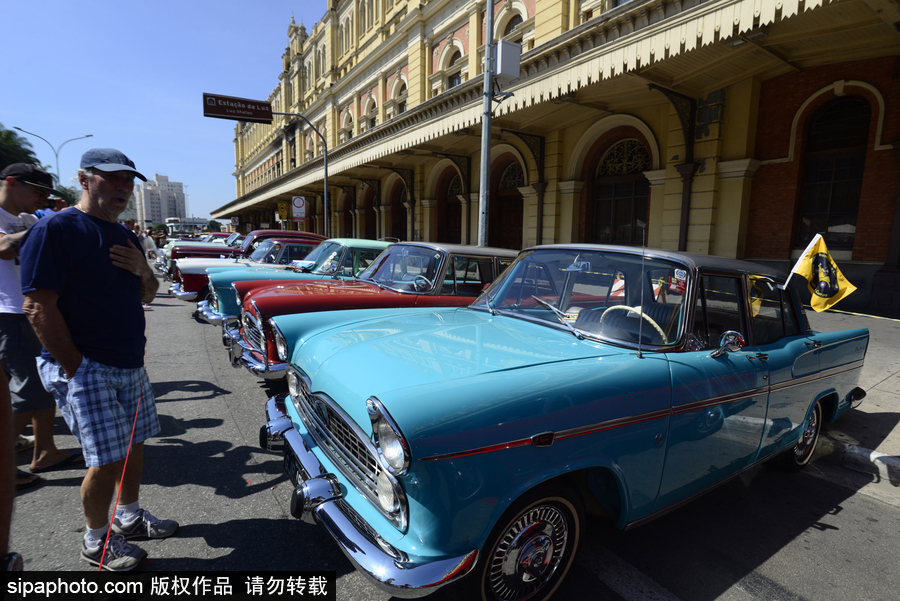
[805,340,822,348]
[748,353,769,361]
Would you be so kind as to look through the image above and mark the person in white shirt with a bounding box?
[0,164,84,489]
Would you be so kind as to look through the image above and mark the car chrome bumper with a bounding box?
[261,396,477,598]
[195,302,235,326]
[229,335,286,379]
[169,282,198,301]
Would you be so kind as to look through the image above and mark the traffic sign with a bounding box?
[203,93,273,124]
[292,196,306,222]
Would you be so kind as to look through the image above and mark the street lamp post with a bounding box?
[13,127,93,185]
[272,112,329,238]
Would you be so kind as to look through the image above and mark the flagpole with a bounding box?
[781,233,822,290]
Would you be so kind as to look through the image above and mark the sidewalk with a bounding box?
[807,309,900,486]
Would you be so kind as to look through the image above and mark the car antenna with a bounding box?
[637,220,647,359]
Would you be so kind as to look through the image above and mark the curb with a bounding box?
[819,434,900,484]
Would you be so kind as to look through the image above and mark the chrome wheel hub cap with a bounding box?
[795,407,819,459]
[489,505,568,600]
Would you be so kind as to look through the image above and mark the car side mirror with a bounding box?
[710,330,745,358]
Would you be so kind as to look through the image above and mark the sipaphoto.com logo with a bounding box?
[811,252,840,298]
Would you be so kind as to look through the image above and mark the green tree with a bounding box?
[206,220,222,232]
[153,223,167,233]
[55,184,80,206]
[0,123,39,169]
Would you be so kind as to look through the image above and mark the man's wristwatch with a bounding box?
[2,552,24,571]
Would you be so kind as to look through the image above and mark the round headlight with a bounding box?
[274,328,288,362]
[378,421,406,472]
[287,370,301,398]
[376,470,398,513]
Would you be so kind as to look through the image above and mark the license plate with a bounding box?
[283,444,304,486]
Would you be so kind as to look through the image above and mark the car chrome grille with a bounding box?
[292,382,378,496]
[242,312,265,352]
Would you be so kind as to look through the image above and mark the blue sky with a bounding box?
[1,0,326,221]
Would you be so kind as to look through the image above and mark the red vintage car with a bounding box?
[163,229,325,280]
[225,242,518,379]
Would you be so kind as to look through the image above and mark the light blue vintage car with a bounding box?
[195,238,390,326]
[260,244,868,600]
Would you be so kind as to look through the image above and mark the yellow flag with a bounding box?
[790,234,856,312]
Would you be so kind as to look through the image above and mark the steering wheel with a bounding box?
[599,305,667,343]
[414,275,434,291]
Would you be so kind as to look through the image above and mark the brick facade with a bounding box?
[746,56,900,262]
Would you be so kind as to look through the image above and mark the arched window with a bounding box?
[446,50,463,89]
[591,139,651,245]
[797,96,870,250]
[499,163,524,190]
[342,115,353,142]
[490,161,525,249]
[397,82,407,114]
[448,174,462,197]
[365,98,377,131]
[437,170,463,243]
[367,0,374,28]
[503,15,523,37]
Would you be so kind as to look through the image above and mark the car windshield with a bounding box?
[293,241,347,274]
[248,240,279,262]
[472,248,689,347]
[225,233,242,246]
[358,245,444,292]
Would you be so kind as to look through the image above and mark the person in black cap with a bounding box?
[20,149,177,572]
[0,163,82,490]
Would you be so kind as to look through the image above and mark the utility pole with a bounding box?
[477,1,495,247]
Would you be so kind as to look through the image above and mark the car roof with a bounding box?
[392,241,519,258]
[258,238,322,245]
[247,229,327,240]
[323,238,393,249]
[528,244,788,279]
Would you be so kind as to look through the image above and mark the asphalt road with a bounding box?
[10,272,900,600]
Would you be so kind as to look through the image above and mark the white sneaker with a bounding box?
[81,532,146,571]
[15,435,35,453]
[112,508,179,540]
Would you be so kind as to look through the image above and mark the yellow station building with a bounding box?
[212,0,900,313]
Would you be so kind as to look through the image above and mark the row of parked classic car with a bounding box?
[159,232,869,601]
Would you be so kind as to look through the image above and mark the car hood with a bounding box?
[287,307,629,427]
[249,279,428,317]
[208,267,333,286]
[177,257,252,274]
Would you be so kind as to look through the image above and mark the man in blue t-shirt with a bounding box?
[20,149,177,572]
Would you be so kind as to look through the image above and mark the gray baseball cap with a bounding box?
[80,148,147,181]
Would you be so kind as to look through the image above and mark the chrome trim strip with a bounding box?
[421,357,866,462]
[671,388,768,416]
[420,407,672,462]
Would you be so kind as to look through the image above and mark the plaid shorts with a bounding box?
[37,356,160,467]
[0,313,56,413]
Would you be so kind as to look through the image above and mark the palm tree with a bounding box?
[0,123,39,169]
